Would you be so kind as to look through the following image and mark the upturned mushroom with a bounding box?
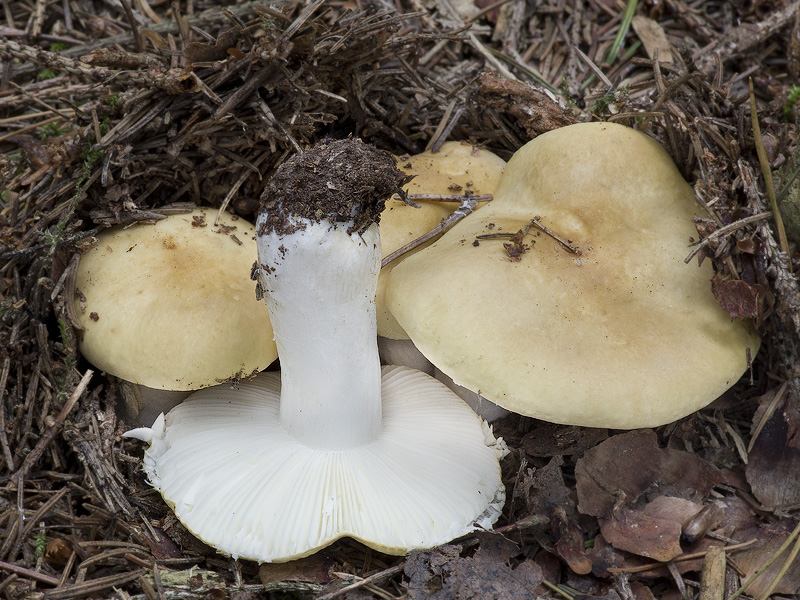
[74,208,278,425]
[125,139,505,562]
[385,122,760,429]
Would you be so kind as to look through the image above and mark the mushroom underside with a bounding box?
[133,365,506,562]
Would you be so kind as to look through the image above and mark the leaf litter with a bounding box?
[1,0,800,598]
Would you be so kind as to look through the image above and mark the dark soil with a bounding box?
[258,137,407,236]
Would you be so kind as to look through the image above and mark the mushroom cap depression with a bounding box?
[377,142,506,339]
[385,122,760,428]
[75,208,277,390]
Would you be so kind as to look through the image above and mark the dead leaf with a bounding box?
[600,502,684,562]
[140,29,168,50]
[734,519,800,596]
[630,581,656,600]
[746,396,800,508]
[521,422,607,457]
[658,447,723,499]
[575,591,621,600]
[43,538,72,567]
[142,525,185,559]
[641,496,702,525]
[712,496,756,535]
[631,16,674,63]
[710,275,764,320]
[473,0,502,23]
[552,506,592,575]
[575,430,663,518]
[576,430,724,520]
[523,456,575,517]
[585,535,629,578]
[404,533,543,600]
[736,237,756,253]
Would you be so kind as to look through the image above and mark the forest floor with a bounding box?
[1,0,800,598]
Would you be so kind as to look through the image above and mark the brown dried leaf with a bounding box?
[140,29,168,50]
[142,525,185,560]
[641,496,702,525]
[521,422,608,457]
[659,447,723,499]
[736,237,756,253]
[746,396,800,508]
[631,16,674,63]
[473,0,502,23]
[710,274,764,320]
[404,533,543,600]
[531,455,575,511]
[575,430,663,518]
[585,535,629,578]
[576,430,725,519]
[43,538,72,567]
[630,581,657,600]
[734,520,800,596]
[600,502,684,562]
[552,506,592,575]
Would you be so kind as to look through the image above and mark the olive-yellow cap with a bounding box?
[75,208,278,390]
[386,123,760,428]
[377,142,505,338]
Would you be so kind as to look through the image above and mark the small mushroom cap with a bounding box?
[75,208,277,391]
[377,142,506,338]
[386,122,760,428]
[127,366,506,562]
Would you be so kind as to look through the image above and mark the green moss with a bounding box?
[41,121,68,140]
[107,93,120,110]
[784,85,800,122]
[34,532,47,559]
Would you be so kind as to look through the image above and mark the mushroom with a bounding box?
[377,142,506,340]
[75,208,278,425]
[124,139,505,562]
[385,122,761,429]
[376,142,506,379]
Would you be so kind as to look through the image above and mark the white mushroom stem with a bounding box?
[258,219,382,449]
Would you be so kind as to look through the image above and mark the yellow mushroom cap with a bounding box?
[377,142,506,338]
[75,208,278,391]
[386,122,760,428]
